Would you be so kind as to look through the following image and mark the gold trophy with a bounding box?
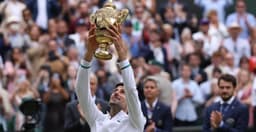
[90,0,129,60]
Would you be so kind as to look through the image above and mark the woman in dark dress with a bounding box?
[43,73,69,132]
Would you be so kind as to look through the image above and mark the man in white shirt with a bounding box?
[172,64,204,126]
[223,22,251,66]
[75,24,146,132]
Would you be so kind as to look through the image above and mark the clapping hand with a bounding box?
[210,111,223,129]
[182,88,193,99]
[145,120,156,132]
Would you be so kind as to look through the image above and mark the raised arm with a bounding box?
[105,23,146,130]
[75,24,104,127]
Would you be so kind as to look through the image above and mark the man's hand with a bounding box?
[210,111,223,129]
[84,24,98,62]
[145,120,156,132]
[182,88,193,99]
[105,23,128,61]
[194,74,203,83]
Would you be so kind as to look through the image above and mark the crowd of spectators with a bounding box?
[0,0,256,131]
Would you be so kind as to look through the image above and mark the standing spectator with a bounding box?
[64,65,77,101]
[204,78,221,108]
[188,52,208,84]
[203,74,249,131]
[25,0,61,31]
[141,77,173,132]
[56,19,75,55]
[11,79,39,131]
[0,0,26,21]
[45,40,69,81]
[66,46,79,69]
[222,53,240,76]
[180,28,195,58]
[43,73,69,132]
[162,23,182,79]
[69,18,88,59]
[207,10,229,44]
[200,67,222,100]
[3,16,30,50]
[47,18,58,39]
[194,0,233,23]
[193,18,220,56]
[172,64,204,126]
[131,3,145,38]
[121,20,140,58]
[204,51,225,80]
[22,8,34,31]
[226,0,256,39]
[236,69,253,127]
[223,22,251,66]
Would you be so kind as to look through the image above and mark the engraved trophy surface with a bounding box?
[90,0,129,60]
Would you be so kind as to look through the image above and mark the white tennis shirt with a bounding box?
[76,59,146,132]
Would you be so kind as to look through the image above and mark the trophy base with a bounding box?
[94,50,112,60]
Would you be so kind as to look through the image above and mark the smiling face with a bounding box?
[109,85,127,109]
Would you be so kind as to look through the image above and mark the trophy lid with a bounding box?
[103,0,116,9]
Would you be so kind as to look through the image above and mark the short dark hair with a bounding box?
[115,83,124,88]
[218,74,237,88]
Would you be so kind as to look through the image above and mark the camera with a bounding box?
[19,98,41,132]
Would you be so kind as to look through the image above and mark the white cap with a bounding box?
[5,16,21,25]
[228,21,241,29]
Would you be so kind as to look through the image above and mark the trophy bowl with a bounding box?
[90,0,129,60]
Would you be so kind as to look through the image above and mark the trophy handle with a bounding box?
[116,9,129,24]
[90,14,96,24]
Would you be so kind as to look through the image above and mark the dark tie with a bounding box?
[221,103,229,114]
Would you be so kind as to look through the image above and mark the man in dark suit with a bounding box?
[64,73,109,132]
[141,76,173,132]
[203,74,249,132]
[25,0,61,31]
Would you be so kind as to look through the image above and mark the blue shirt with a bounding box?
[226,13,256,38]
